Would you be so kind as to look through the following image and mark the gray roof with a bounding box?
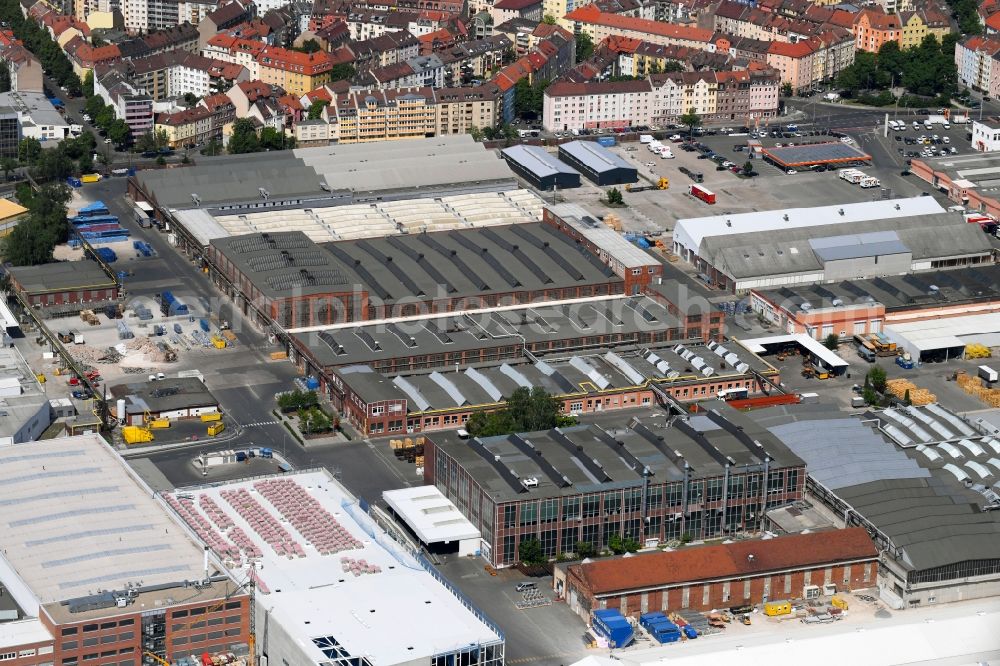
[8,261,115,294]
[754,265,1000,313]
[337,340,767,411]
[111,377,217,414]
[808,231,909,261]
[762,141,870,167]
[703,216,992,280]
[558,140,636,174]
[137,135,515,210]
[763,404,1000,574]
[501,145,580,179]
[548,203,661,269]
[213,223,618,304]
[298,295,687,368]
[430,403,803,502]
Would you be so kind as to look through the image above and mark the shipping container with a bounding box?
[159,291,189,316]
[208,422,226,436]
[592,609,634,648]
[200,412,222,422]
[690,184,716,204]
[597,136,616,147]
[764,600,792,616]
[979,365,998,384]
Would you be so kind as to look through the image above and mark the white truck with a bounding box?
[859,176,881,188]
[839,169,865,184]
[979,365,999,384]
[640,134,654,144]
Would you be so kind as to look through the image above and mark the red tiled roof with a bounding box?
[602,35,642,53]
[494,0,541,9]
[546,79,652,96]
[987,13,1000,32]
[257,46,336,74]
[570,529,878,596]
[565,5,714,43]
[768,40,814,57]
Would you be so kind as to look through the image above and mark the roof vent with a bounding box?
[894,203,900,210]
[726,219,732,227]
[838,208,845,215]
[747,553,755,563]
[782,214,789,221]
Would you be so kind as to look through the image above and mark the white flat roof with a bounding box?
[886,312,1000,352]
[673,196,944,255]
[167,471,501,666]
[736,334,849,368]
[549,203,657,268]
[591,601,1000,666]
[383,486,481,545]
[0,434,208,605]
[171,208,230,247]
[0,619,51,651]
[0,298,17,331]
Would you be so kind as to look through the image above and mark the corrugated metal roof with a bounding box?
[558,140,635,173]
[501,144,579,178]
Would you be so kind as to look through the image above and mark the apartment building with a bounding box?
[489,0,542,26]
[350,30,420,70]
[565,3,716,51]
[202,34,265,78]
[62,34,120,77]
[956,35,1000,98]
[95,68,153,135]
[0,42,43,92]
[257,46,340,96]
[543,70,779,131]
[765,29,854,92]
[155,94,236,147]
[367,53,445,88]
[327,84,500,143]
[122,0,178,32]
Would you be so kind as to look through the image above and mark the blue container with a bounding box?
[635,237,651,249]
[306,376,320,390]
[95,247,117,263]
[260,448,273,458]
[199,319,210,332]
[235,451,247,462]
[597,136,616,147]
[592,609,634,648]
[66,177,82,187]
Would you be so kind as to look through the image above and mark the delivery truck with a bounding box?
[979,365,998,384]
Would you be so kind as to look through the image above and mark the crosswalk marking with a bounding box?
[240,421,280,428]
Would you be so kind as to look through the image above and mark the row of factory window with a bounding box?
[60,646,134,665]
[61,634,134,651]
[171,628,242,646]
[171,601,242,619]
[170,615,243,631]
[61,620,134,636]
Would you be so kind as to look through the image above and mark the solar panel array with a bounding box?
[229,233,311,254]
[266,269,349,292]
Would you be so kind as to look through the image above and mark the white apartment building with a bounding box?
[167,58,212,98]
[972,119,1000,152]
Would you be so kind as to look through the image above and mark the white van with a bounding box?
[639,134,654,144]
[942,121,951,129]
[912,120,920,129]
[924,119,934,130]
[660,148,674,159]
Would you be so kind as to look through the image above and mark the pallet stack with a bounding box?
[956,371,1000,407]
[885,379,937,406]
[390,437,426,464]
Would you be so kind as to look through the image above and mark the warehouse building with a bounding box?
[885,312,1000,361]
[0,347,52,445]
[672,197,993,292]
[334,336,776,436]
[165,470,505,666]
[910,152,1000,218]
[761,142,871,170]
[0,434,250,665]
[501,144,581,190]
[750,265,1000,342]
[557,140,638,185]
[756,402,1000,608]
[109,376,220,424]
[208,223,624,330]
[0,198,28,237]
[425,402,806,566]
[555,528,877,619]
[383,486,482,556]
[6,261,119,314]
[129,136,521,253]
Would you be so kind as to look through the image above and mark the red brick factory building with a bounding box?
[555,528,878,618]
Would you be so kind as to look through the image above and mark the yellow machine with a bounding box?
[210,335,227,349]
[831,596,849,610]
[36,374,45,383]
[201,412,222,422]
[208,422,226,436]
[624,178,669,192]
[81,173,102,183]
[764,600,792,617]
[122,426,154,444]
[148,418,171,429]
[143,652,170,666]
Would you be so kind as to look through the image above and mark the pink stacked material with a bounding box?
[227,526,262,559]
[221,487,305,559]
[164,493,239,560]
[254,478,363,556]
[339,556,381,576]
[199,494,235,531]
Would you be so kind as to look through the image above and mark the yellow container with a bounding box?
[36,374,45,383]
[207,422,226,436]
[270,351,288,360]
[148,418,170,429]
[200,412,222,422]
[81,173,102,183]
[831,596,849,610]
[122,426,154,444]
[210,335,226,349]
[764,601,791,616]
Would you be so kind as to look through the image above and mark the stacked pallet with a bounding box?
[885,379,937,406]
[956,371,1000,407]
[966,343,992,359]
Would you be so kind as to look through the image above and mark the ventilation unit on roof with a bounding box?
[832,298,843,307]
[783,214,789,221]
[838,208,845,215]
[726,219,732,227]
[259,188,270,200]
[521,477,538,488]
[801,302,811,311]
[929,285,939,292]
[191,193,201,206]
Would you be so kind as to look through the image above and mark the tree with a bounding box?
[307,99,328,120]
[0,157,17,180]
[1,182,71,265]
[742,160,754,176]
[77,152,94,174]
[296,38,322,53]
[94,107,115,130]
[154,128,169,149]
[467,125,484,141]
[17,138,40,164]
[136,132,158,153]
[83,70,94,95]
[574,541,596,558]
[662,60,684,72]
[201,138,222,156]
[780,82,793,97]
[575,31,594,63]
[543,13,557,24]
[862,386,879,406]
[85,95,105,119]
[465,387,573,437]
[903,388,912,406]
[608,534,626,555]
[228,118,260,154]
[866,366,887,393]
[823,333,839,350]
[107,120,130,147]
[330,63,356,82]
[517,538,545,565]
[679,108,701,135]
[259,127,286,151]
[155,155,166,166]
[0,64,10,93]
[32,148,74,181]
[606,187,623,205]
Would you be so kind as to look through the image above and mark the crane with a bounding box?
[143,652,171,666]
